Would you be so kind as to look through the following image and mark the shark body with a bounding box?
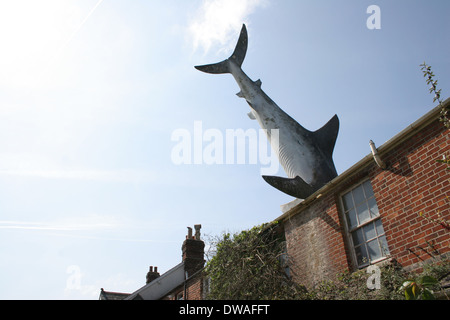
[195,24,339,199]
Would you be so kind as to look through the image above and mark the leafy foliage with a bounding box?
[305,259,449,300]
[420,62,448,128]
[205,222,306,300]
[305,262,406,300]
[401,276,438,300]
[400,258,450,300]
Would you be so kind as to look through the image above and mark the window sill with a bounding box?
[357,256,393,270]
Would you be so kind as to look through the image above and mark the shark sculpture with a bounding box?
[195,24,339,199]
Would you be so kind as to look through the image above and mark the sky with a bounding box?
[0,0,449,300]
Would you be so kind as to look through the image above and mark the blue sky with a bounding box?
[0,0,449,299]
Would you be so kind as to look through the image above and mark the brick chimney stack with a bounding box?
[182,224,205,278]
[146,266,160,284]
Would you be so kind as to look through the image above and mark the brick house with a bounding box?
[277,99,450,288]
[100,99,449,299]
[99,225,206,300]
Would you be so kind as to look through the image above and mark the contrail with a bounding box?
[32,0,104,91]
[55,0,105,57]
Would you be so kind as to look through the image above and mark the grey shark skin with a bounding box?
[195,24,339,199]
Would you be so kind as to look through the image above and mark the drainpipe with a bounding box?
[369,140,387,169]
[184,271,188,300]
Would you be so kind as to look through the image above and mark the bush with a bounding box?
[205,222,306,300]
[305,261,406,300]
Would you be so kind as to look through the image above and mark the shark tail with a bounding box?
[194,24,248,74]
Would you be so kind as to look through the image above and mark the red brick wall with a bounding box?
[283,117,449,286]
[284,192,350,287]
[370,119,449,270]
[160,274,204,300]
[185,273,203,300]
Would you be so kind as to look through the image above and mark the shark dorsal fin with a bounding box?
[313,114,339,158]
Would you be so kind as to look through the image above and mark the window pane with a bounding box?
[342,192,353,211]
[363,180,375,198]
[368,197,379,217]
[352,229,364,246]
[352,186,365,206]
[356,203,370,225]
[367,239,382,261]
[347,208,358,229]
[342,181,389,267]
[355,245,369,266]
[363,222,377,241]
[375,219,385,236]
[379,236,390,256]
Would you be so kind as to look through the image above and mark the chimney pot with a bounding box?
[194,224,202,240]
[146,265,160,284]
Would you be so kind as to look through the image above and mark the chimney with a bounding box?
[182,224,205,278]
[146,266,160,284]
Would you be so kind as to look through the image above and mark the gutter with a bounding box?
[275,98,449,223]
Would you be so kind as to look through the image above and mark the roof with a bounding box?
[99,288,130,300]
[125,262,185,300]
[276,98,450,223]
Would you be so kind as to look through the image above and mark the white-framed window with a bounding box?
[341,180,390,268]
[202,277,211,299]
[176,291,184,300]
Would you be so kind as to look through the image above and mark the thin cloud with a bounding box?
[0,219,117,232]
[187,0,267,55]
[0,219,180,243]
[0,169,157,183]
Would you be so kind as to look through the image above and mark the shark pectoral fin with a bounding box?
[247,111,256,120]
[262,175,316,199]
[314,114,339,158]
